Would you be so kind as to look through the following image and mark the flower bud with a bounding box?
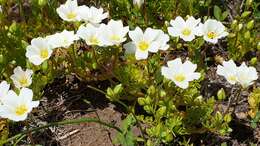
[250,57,257,66]
[38,0,47,7]
[231,20,238,29]
[244,31,251,39]
[247,20,254,30]
[257,42,260,51]
[217,88,226,100]
[238,24,243,31]
[246,0,253,7]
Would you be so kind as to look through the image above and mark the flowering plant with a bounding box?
[0,0,259,145]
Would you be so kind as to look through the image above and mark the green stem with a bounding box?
[1,118,122,145]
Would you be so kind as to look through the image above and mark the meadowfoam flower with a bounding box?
[47,30,79,49]
[133,0,144,8]
[161,58,201,89]
[77,23,105,46]
[217,60,258,88]
[10,66,33,89]
[236,63,258,88]
[124,27,161,60]
[0,81,10,103]
[154,30,170,51]
[216,60,238,85]
[168,16,201,42]
[100,20,129,46]
[26,37,53,65]
[78,6,108,25]
[0,88,39,121]
[199,19,228,44]
[56,0,81,22]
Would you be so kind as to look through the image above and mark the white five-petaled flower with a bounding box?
[47,30,79,49]
[0,81,10,103]
[26,37,53,65]
[78,6,108,25]
[0,88,39,122]
[161,58,201,89]
[199,19,229,44]
[77,23,105,46]
[154,30,170,51]
[124,27,162,60]
[10,66,33,89]
[216,60,238,85]
[236,63,258,88]
[100,20,129,46]
[168,16,201,42]
[133,0,144,8]
[217,60,258,88]
[56,0,81,22]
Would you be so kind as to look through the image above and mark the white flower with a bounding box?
[199,19,229,44]
[168,16,201,42]
[154,30,170,51]
[236,63,258,88]
[133,0,144,8]
[0,88,39,122]
[77,23,105,46]
[100,20,129,46]
[217,60,258,88]
[78,6,108,25]
[10,66,33,89]
[46,30,78,49]
[216,60,238,85]
[161,58,201,89]
[56,0,81,22]
[0,81,10,103]
[26,37,53,66]
[124,27,161,60]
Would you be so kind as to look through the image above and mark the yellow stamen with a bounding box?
[89,36,99,45]
[40,49,49,59]
[174,74,186,82]
[207,31,217,39]
[138,41,149,51]
[110,35,121,41]
[182,28,191,36]
[67,12,77,19]
[228,76,236,82]
[19,76,28,87]
[15,104,28,116]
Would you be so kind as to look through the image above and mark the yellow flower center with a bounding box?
[110,35,121,42]
[228,76,236,82]
[67,12,77,19]
[15,104,28,116]
[182,28,191,36]
[89,36,99,45]
[174,74,186,82]
[138,41,149,51]
[40,49,49,59]
[207,31,217,39]
[19,76,28,87]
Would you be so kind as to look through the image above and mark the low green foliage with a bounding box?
[0,0,259,145]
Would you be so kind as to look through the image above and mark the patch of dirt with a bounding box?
[25,76,134,146]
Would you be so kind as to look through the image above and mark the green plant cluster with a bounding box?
[0,0,259,145]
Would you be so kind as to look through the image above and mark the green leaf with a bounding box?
[214,5,222,20]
